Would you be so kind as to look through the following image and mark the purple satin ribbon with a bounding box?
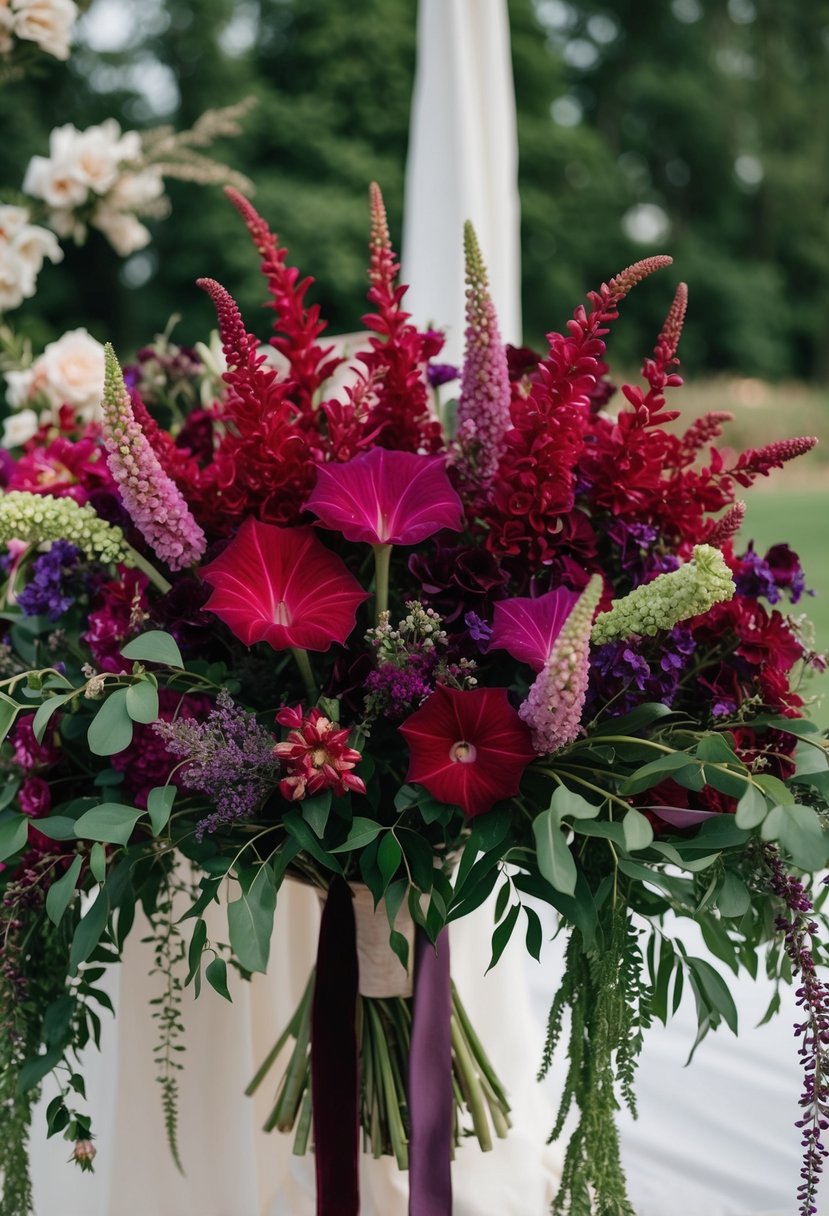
[312,877,359,1216]
[408,926,453,1216]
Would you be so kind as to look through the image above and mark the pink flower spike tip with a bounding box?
[201,519,369,652]
[489,587,583,673]
[305,447,463,546]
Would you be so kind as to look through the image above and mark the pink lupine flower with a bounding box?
[274,705,366,801]
[455,222,512,485]
[305,447,463,546]
[519,576,603,755]
[101,345,206,570]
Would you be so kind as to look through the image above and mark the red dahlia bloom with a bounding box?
[305,447,463,546]
[399,685,535,817]
[201,518,369,651]
[274,705,367,801]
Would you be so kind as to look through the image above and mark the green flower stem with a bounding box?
[263,977,314,1132]
[480,1073,511,1138]
[372,543,392,623]
[290,647,318,703]
[124,544,172,594]
[451,1011,493,1152]
[367,1001,409,1169]
[452,984,510,1111]
[292,1087,313,1156]
[246,970,314,1096]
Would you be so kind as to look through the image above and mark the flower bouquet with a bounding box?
[1,180,828,1216]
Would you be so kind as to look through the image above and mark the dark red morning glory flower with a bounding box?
[399,685,535,817]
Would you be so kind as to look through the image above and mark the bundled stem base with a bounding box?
[247,970,510,1167]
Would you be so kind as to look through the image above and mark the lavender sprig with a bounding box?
[154,690,279,840]
[765,845,829,1215]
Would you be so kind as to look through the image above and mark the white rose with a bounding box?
[11,0,78,61]
[109,168,165,211]
[23,149,88,209]
[2,408,39,448]
[91,205,151,256]
[5,367,35,408]
[69,120,140,196]
[34,328,105,416]
[0,204,30,242]
[0,207,61,312]
[0,253,26,312]
[13,220,62,272]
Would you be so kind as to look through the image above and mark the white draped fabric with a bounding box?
[401,0,522,362]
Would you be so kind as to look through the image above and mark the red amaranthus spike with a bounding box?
[706,501,746,545]
[676,411,735,467]
[357,183,442,454]
[484,257,672,565]
[196,277,316,529]
[730,436,818,485]
[224,188,341,422]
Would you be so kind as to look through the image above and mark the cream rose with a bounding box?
[34,328,105,417]
[1,408,39,449]
[11,0,78,61]
[92,205,151,256]
[0,204,62,312]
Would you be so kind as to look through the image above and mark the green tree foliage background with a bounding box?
[2,0,828,379]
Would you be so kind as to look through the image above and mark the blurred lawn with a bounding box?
[674,376,828,728]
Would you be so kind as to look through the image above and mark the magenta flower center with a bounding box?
[450,740,477,764]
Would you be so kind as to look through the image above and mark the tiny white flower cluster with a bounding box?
[3,326,106,445]
[0,0,78,63]
[23,119,166,256]
[0,203,62,313]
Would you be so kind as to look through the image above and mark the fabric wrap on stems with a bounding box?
[312,876,359,1216]
[408,925,453,1216]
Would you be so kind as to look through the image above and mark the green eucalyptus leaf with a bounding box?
[377,832,402,890]
[206,956,232,1002]
[524,905,543,962]
[487,902,520,972]
[533,806,577,896]
[227,865,277,974]
[0,813,28,862]
[147,786,175,836]
[550,785,601,825]
[74,803,142,846]
[87,688,133,757]
[89,842,107,883]
[69,887,109,974]
[45,855,83,926]
[0,692,19,744]
[776,804,829,871]
[329,816,381,853]
[121,630,184,668]
[33,692,72,744]
[716,872,751,919]
[300,792,331,839]
[622,807,654,852]
[735,784,769,830]
[125,680,160,725]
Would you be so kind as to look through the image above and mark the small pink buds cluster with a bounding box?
[101,346,206,570]
[520,576,603,755]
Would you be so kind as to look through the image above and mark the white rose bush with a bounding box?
[0,0,78,71]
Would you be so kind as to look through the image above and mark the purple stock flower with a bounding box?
[427,362,459,389]
[154,690,279,840]
[465,611,492,650]
[735,542,810,605]
[17,540,81,621]
[587,626,696,717]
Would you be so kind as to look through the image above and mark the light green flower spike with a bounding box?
[0,491,131,565]
[591,544,734,645]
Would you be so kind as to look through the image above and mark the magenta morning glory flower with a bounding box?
[489,587,583,672]
[305,447,463,547]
